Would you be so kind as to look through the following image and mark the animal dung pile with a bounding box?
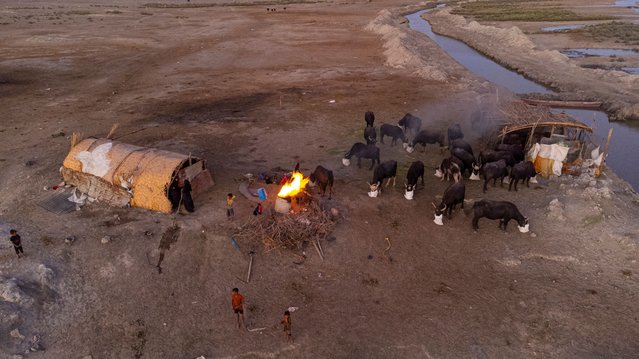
[234,202,337,252]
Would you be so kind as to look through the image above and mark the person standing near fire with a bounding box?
[226,193,236,220]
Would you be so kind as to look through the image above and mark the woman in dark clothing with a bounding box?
[169,180,182,212]
[180,179,195,213]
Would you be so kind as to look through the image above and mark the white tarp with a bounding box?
[528,143,569,176]
[75,142,112,177]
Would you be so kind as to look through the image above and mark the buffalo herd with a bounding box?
[336,111,533,234]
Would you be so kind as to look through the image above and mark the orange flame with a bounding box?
[278,171,310,198]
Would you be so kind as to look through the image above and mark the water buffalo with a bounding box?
[342,143,380,170]
[509,161,536,191]
[451,147,476,176]
[448,123,464,143]
[404,160,425,200]
[379,124,407,147]
[472,199,529,233]
[479,150,516,167]
[435,157,461,183]
[481,159,509,193]
[406,129,446,153]
[434,181,465,224]
[449,138,474,157]
[364,125,377,145]
[368,160,397,197]
[495,143,525,162]
[309,165,334,199]
[398,113,422,138]
[365,111,375,127]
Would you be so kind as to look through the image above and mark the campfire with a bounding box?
[275,170,310,214]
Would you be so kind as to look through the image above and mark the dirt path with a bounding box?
[1,1,639,358]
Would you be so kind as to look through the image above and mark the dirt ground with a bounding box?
[1,1,639,358]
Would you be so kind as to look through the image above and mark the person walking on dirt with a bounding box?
[281,310,292,342]
[9,229,24,258]
[231,288,245,329]
[227,193,236,220]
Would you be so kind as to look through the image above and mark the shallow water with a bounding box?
[407,9,638,189]
[406,10,552,94]
[622,67,639,74]
[562,48,639,58]
[541,24,585,32]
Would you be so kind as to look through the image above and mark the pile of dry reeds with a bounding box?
[234,202,336,252]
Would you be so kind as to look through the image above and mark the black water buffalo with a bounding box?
[481,159,509,193]
[398,113,422,138]
[448,123,464,143]
[406,129,446,153]
[435,181,466,220]
[509,161,536,191]
[495,143,525,162]
[451,147,476,176]
[449,138,474,157]
[472,200,529,232]
[309,165,334,199]
[404,161,425,199]
[343,143,380,170]
[365,111,375,127]
[379,124,407,146]
[437,157,461,182]
[479,150,516,167]
[364,125,377,145]
[368,160,397,196]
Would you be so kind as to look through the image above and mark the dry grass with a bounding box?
[576,21,639,46]
[452,1,614,22]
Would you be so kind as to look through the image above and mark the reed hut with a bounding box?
[61,138,213,212]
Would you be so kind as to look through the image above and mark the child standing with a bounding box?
[9,229,24,258]
[226,193,236,220]
[231,288,245,329]
[280,310,292,342]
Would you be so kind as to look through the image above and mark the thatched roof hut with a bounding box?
[497,101,593,140]
[61,138,213,212]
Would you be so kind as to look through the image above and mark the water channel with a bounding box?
[406,9,639,190]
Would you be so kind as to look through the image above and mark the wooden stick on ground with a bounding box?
[312,240,324,260]
[246,251,255,283]
[316,239,325,258]
[107,123,119,139]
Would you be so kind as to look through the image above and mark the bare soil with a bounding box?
[1,1,639,358]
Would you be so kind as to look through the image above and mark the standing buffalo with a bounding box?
[495,143,525,162]
[343,143,380,169]
[479,150,516,167]
[436,157,461,183]
[365,111,375,127]
[481,159,509,193]
[451,147,476,177]
[309,165,334,199]
[406,129,446,153]
[379,124,407,147]
[404,160,425,200]
[364,125,377,145]
[449,138,474,157]
[447,123,464,143]
[433,181,465,225]
[398,113,422,139]
[509,161,536,191]
[471,200,529,233]
[368,160,397,197]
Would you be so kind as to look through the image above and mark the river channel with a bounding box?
[406,9,639,190]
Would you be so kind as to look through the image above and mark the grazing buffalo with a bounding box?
[471,200,529,233]
[365,111,375,127]
[406,129,446,153]
[435,157,461,183]
[495,143,525,162]
[379,124,407,147]
[398,113,422,138]
[509,161,536,191]
[449,138,474,157]
[481,159,509,193]
[448,123,464,143]
[343,143,380,170]
[368,160,397,197]
[404,160,425,200]
[479,150,515,167]
[451,147,476,176]
[364,125,377,145]
[434,181,465,224]
[309,165,334,199]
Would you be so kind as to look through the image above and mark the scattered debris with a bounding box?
[101,236,111,244]
[10,328,25,340]
[51,131,66,138]
[546,198,566,221]
[29,334,42,352]
[36,264,54,286]
[247,251,255,283]
[287,306,299,312]
[64,236,76,245]
[24,160,36,167]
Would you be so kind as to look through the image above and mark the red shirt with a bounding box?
[232,293,244,310]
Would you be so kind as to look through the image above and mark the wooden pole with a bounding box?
[597,128,613,177]
[246,253,254,283]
